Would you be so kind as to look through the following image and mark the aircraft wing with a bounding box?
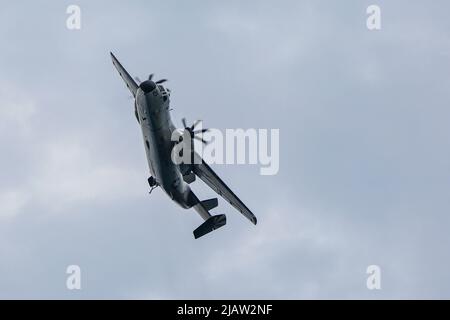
[110,52,138,97]
[192,156,257,225]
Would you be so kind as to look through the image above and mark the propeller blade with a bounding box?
[149,74,154,80]
[134,77,142,84]
[193,128,210,134]
[181,118,187,128]
[191,120,202,131]
[156,79,168,84]
[194,135,209,145]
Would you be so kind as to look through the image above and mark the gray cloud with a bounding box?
[0,0,449,299]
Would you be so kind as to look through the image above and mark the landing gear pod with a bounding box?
[148,176,157,187]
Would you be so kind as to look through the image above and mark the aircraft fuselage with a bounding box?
[135,81,194,208]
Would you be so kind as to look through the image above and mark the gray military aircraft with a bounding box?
[110,52,257,239]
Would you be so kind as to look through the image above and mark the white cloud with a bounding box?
[27,137,144,213]
[0,82,37,136]
[0,190,30,219]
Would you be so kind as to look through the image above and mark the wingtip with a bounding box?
[252,216,257,225]
[110,52,117,63]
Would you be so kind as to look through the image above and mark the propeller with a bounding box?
[136,74,167,85]
[181,118,210,145]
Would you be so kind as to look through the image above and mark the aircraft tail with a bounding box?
[110,52,139,97]
[193,214,226,239]
[188,191,226,239]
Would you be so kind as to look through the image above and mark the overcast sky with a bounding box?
[0,0,450,299]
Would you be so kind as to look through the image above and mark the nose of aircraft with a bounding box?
[140,80,156,93]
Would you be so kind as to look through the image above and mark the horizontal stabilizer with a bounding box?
[193,214,226,239]
[201,198,218,211]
